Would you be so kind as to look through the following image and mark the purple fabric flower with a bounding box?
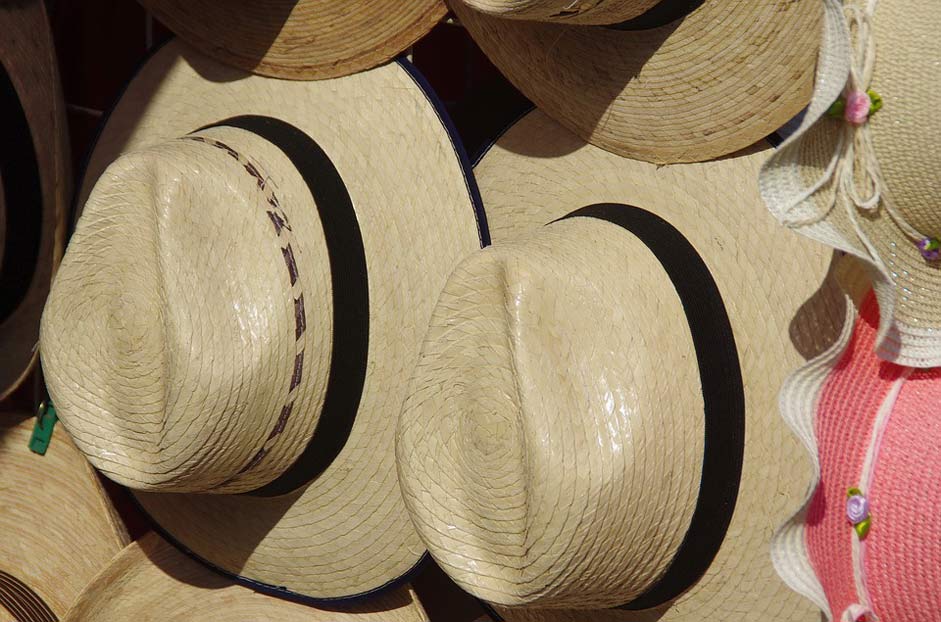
[918,237,941,261]
[846,494,870,525]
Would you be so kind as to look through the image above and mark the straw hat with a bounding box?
[761,0,941,368]
[772,261,941,622]
[449,0,822,164]
[0,415,129,620]
[39,39,485,601]
[0,0,69,400]
[64,532,431,621]
[137,0,446,79]
[396,110,847,621]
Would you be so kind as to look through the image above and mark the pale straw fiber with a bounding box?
[397,110,846,621]
[40,40,484,601]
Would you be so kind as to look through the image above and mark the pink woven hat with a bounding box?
[762,0,941,367]
[773,262,941,622]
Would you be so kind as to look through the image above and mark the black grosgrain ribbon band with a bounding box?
[559,203,745,610]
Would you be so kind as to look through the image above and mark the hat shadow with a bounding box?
[180,34,277,85]
[789,251,848,361]
[159,0,299,83]
[483,18,682,160]
[139,517,423,614]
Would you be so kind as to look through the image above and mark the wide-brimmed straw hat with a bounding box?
[64,532,430,621]
[0,415,129,620]
[762,0,941,367]
[40,39,486,602]
[396,110,846,621]
[0,0,69,400]
[772,261,941,622]
[137,0,446,79]
[449,0,821,164]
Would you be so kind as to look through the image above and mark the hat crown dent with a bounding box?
[398,218,705,609]
[460,0,661,25]
[41,134,327,494]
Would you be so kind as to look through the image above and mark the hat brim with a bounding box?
[0,416,128,618]
[450,0,820,164]
[64,533,431,621]
[73,39,486,602]
[471,111,847,621]
[138,0,446,80]
[0,1,69,400]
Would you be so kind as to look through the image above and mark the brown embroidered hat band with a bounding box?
[39,39,486,602]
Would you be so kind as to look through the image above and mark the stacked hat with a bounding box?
[0,415,129,619]
[449,0,822,162]
[136,0,447,79]
[39,37,485,604]
[396,109,846,621]
[0,0,69,401]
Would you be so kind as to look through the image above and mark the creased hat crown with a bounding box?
[398,217,707,609]
[41,126,333,494]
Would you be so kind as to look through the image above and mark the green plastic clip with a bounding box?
[29,400,58,456]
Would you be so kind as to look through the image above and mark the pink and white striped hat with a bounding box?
[773,262,941,622]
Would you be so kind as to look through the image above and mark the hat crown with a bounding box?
[398,218,709,609]
[868,0,941,234]
[41,128,333,494]
[459,0,662,24]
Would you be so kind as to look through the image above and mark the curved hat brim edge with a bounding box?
[68,36,488,605]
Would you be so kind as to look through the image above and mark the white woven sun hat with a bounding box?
[39,39,486,603]
[396,110,847,622]
[137,0,446,80]
[0,415,129,621]
[761,0,941,368]
[449,0,822,164]
[0,0,69,401]
[63,533,431,622]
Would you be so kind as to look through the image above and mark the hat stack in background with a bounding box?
[3,0,938,620]
[0,414,128,619]
[0,0,69,403]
